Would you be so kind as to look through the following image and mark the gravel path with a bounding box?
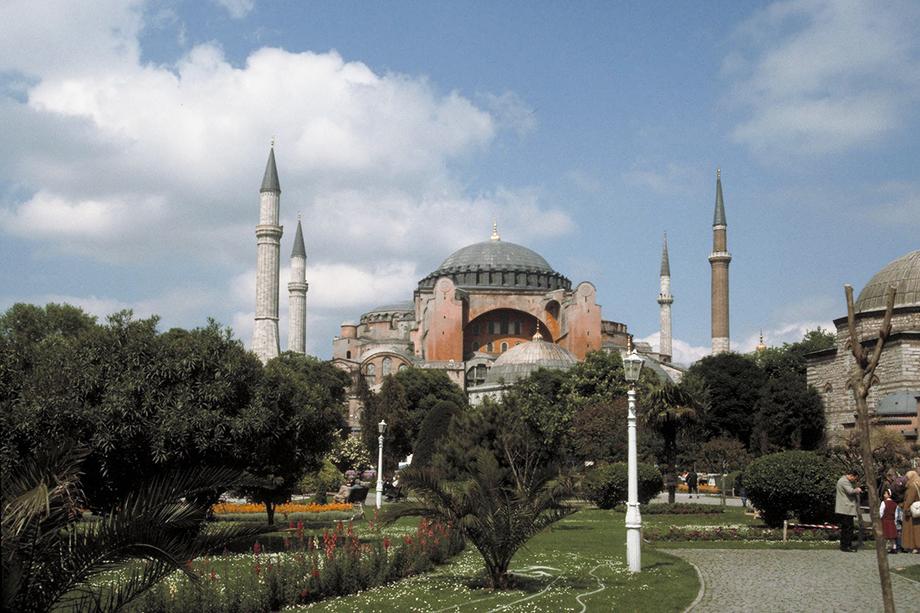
[669,549,920,612]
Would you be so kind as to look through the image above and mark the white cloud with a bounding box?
[638,331,709,367]
[726,0,920,157]
[479,91,537,137]
[623,162,700,196]
[212,0,255,19]
[736,320,834,353]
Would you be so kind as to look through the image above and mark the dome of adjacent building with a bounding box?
[855,250,920,313]
[418,239,571,291]
[482,332,577,386]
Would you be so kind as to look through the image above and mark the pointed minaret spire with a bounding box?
[657,232,674,363]
[260,143,281,193]
[709,168,731,354]
[490,220,500,241]
[713,167,726,227]
[291,215,306,258]
[288,216,308,354]
[253,144,284,362]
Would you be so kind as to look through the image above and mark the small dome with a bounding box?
[855,250,920,313]
[483,336,577,386]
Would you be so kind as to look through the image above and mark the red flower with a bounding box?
[383,537,391,550]
[253,541,262,555]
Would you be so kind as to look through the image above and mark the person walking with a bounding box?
[687,469,699,499]
[835,471,862,552]
[880,489,899,553]
[902,470,920,554]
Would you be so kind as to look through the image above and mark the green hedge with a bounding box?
[612,502,724,515]
[744,450,837,528]
[582,462,662,509]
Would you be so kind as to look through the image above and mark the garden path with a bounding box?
[670,549,920,612]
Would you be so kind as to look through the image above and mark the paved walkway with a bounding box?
[669,549,920,612]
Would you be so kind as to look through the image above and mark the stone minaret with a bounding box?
[709,168,731,354]
[288,216,308,354]
[252,145,283,363]
[657,233,673,363]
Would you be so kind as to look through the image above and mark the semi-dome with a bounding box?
[482,331,577,386]
[855,250,920,313]
[418,238,571,291]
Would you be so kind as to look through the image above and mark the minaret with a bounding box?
[709,168,731,354]
[657,233,673,363]
[252,144,283,363]
[288,215,308,354]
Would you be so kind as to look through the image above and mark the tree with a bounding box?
[1,304,349,519]
[698,437,751,505]
[751,371,825,453]
[1,445,267,613]
[239,353,348,524]
[367,375,411,471]
[571,397,661,465]
[683,353,765,448]
[400,399,574,589]
[364,368,466,470]
[828,428,913,489]
[503,368,571,450]
[411,400,461,468]
[644,383,700,504]
[844,283,897,613]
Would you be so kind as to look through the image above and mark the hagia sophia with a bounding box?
[248,145,919,438]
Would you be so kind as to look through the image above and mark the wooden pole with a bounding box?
[844,283,896,613]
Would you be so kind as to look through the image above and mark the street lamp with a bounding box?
[376,420,387,509]
[623,346,645,573]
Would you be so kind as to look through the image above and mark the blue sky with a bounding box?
[1,0,918,364]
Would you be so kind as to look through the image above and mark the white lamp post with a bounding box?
[376,420,387,509]
[623,346,645,573]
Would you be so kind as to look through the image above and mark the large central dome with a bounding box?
[418,238,571,291]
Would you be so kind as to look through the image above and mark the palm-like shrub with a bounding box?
[399,451,573,589]
[1,445,268,613]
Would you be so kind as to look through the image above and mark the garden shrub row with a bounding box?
[612,502,724,515]
[644,525,840,542]
[127,518,464,612]
[211,511,355,523]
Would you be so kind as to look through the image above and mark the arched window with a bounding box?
[486,341,493,352]
[466,364,488,387]
[365,364,376,386]
[500,342,508,352]
[346,350,351,359]
[382,357,392,376]
[398,364,408,372]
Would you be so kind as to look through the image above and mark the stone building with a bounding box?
[806,250,920,442]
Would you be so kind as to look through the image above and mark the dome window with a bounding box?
[365,364,376,386]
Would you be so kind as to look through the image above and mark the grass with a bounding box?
[291,507,699,612]
[892,564,920,582]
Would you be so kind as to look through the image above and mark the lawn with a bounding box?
[892,564,920,582]
[292,507,699,612]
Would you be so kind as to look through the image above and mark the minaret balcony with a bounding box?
[657,294,673,304]
[708,251,732,263]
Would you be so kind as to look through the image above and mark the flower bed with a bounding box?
[213,502,353,514]
[677,483,721,494]
[644,524,838,542]
[613,503,724,515]
[126,518,464,612]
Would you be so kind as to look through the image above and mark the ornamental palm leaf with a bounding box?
[1,444,270,613]
[394,448,574,589]
[644,383,701,504]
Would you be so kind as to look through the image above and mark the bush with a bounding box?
[582,462,662,509]
[744,450,837,528]
[299,458,343,503]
